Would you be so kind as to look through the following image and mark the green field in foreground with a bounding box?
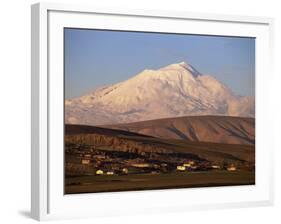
[65,170,255,194]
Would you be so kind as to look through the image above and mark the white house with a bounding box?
[211,165,220,169]
[177,166,186,171]
[122,168,128,174]
[227,165,237,171]
[81,159,90,165]
[183,161,195,167]
[96,169,104,175]
[131,163,150,168]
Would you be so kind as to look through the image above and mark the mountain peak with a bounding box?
[160,61,202,77]
[65,61,254,125]
[178,61,188,66]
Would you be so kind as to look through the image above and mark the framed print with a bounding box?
[31,2,274,221]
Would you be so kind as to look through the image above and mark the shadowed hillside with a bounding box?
[65,123,255,164]
[103,115,255,145]
[66,124,154,138]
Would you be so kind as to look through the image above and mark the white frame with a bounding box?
[31,2,274,221]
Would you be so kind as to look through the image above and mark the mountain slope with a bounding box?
[104,116,255,145]
[65,123,255,164]
[65,62,254,125]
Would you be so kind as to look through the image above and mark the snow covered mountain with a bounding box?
[65,62,254,125]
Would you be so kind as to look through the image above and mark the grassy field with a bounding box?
[65,170,255,194]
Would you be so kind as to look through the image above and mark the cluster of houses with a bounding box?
[66,143,239,176]
[81,153,238,175]
[95,168,128,175]
[176,160,196,171]
[177,161,237,171]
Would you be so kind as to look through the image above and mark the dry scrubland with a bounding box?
[65,116,255,194]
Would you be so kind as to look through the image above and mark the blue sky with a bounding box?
[64,28,255,99]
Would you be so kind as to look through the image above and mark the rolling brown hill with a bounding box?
[103,116,255,145]
[65,124,254,164]
[65,124,153,138]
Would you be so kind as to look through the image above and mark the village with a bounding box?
[65,143,242,177]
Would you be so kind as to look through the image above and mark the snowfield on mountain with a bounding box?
[65,62,254,125]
